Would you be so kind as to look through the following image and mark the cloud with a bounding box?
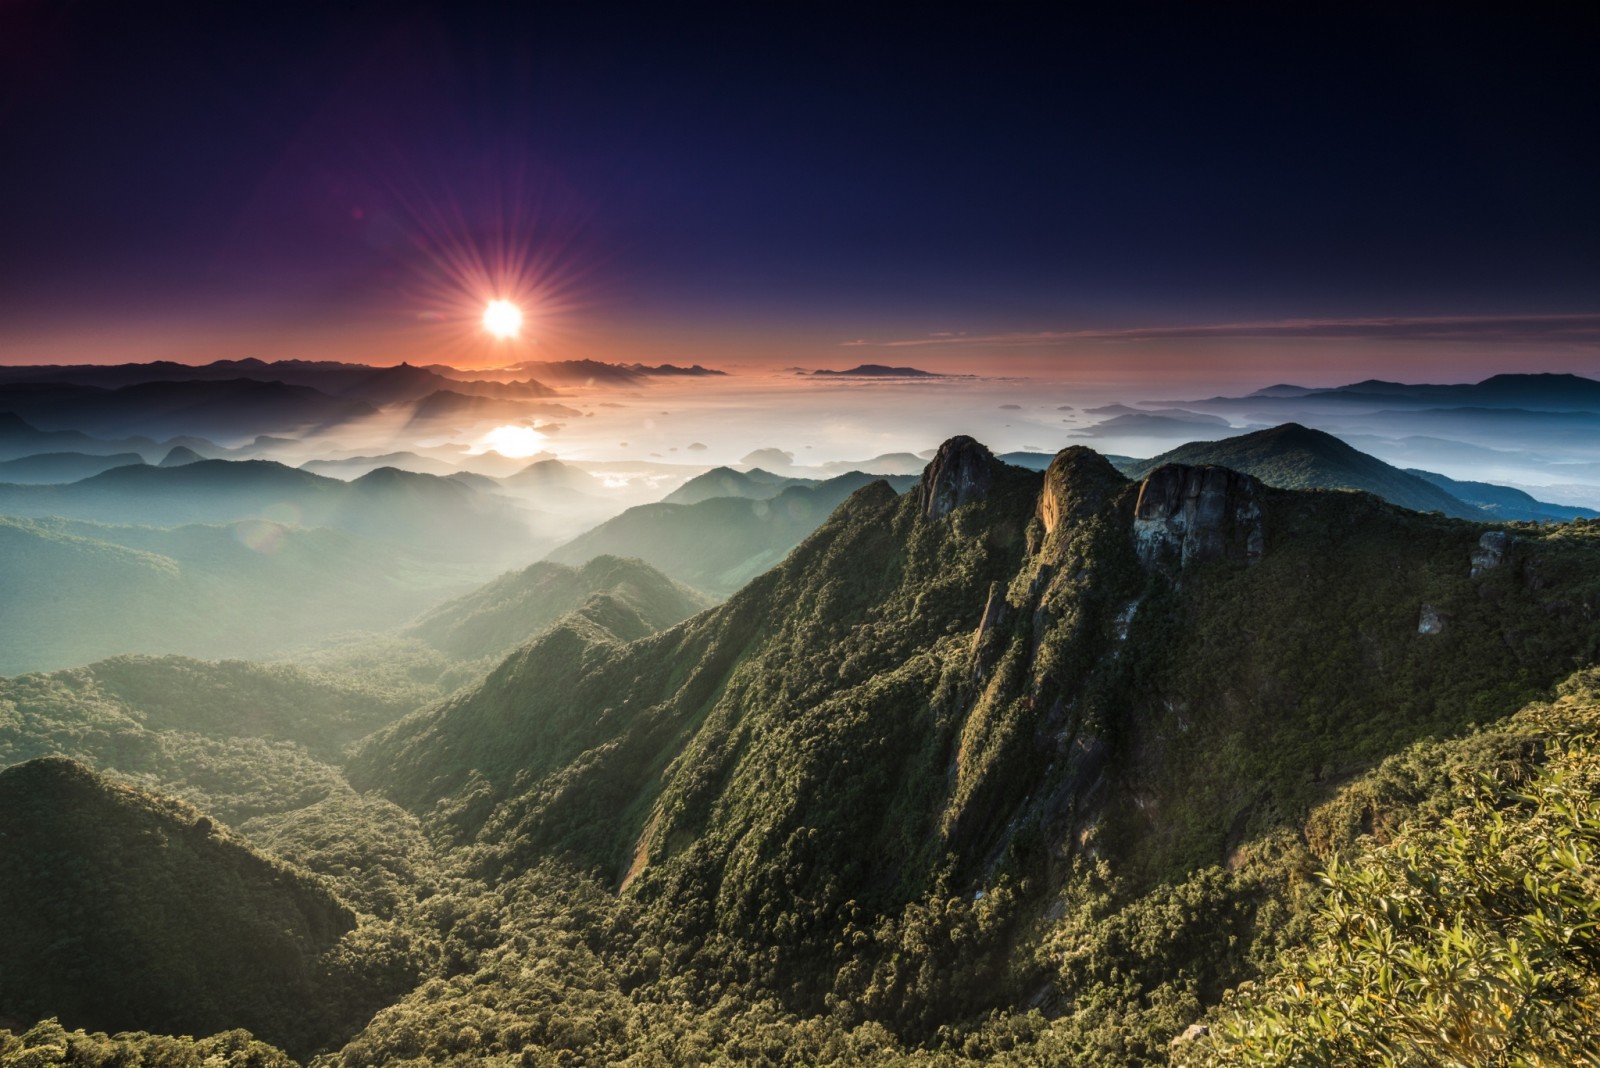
[840,313,1600,349]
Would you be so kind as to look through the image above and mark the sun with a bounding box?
[482,299,523,339]
[478,424,546,458]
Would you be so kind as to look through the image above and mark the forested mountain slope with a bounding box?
[6,435,1600,1066]
[0,758,368,1057]
[405,555,709,661]
[350,436,1600,1062]
[543,470,916,596]
[1120,422,1487,519]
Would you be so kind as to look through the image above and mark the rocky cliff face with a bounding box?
[1471,530,1513,577]
[917,435,996,520]
[1132,463,1265,571]
[1036,446,1127,541]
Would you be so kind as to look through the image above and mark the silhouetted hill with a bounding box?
[406,555,709,661]
[157,444,204,467]
[501,360,725,385]
[0,758,358,1055]
[0,450,144,483]
[332,363,556,406]
[500,458,606,493]
[0,378,378,441]
[0,410,197,463]
[1322,371,1600,409]
[1121,422,1487,518]
[0,358,557,406]
[543,471,914,595]
[300,451,460,478]
[810,364,944,377]
[406,389,581,424]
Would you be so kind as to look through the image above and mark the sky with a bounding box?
[2,5,1599,384]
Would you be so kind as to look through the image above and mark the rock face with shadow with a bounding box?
[1132,464,1265,571]
[1471,530,1513,577]
[917,435,997,520]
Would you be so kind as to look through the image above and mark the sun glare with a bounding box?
[479,424,546,458]
[483,299,523,339]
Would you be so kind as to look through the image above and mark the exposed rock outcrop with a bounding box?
[1132,464,1265,571]
[1038,446,1127,538]
[1418,603,1444,635]
[1471,530,1513,577]
[917,435,996,520]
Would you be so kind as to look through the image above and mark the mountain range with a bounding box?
[2,411,1599,1064]
[0,458,537,561]
[544,469,919,596]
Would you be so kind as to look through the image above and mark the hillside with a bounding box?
[0,758,363,1056]
[0,458,539,564]
[0,450,145,482]
[0,515,472,674]
[543,470,915,596]
[405,555,710,661]
[350,436,1600,1063]
[1121,422,1487,518]
[660,465,813,505]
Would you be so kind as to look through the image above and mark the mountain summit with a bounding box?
[1123,422,1486,518]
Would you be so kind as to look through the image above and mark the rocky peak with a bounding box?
[917,435,996,520]
[1038,447,1127,537]
[1133,464,1265,570]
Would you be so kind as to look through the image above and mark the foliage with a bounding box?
[0,758,371,1058]
[1180,675,1600,1066]
[0,1018,295,1067]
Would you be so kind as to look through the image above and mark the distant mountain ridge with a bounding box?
[1120,422,1488,519]
[0,358,560,406]
[0,457,538,563]
[0,450,144,483]
[0,378,379,441]
[1188,372,1600,412]
[0,513,473,674]
[1407,468,1599,521]
[544,470,918,595]
[475,360,725,385]
[809,363,946,377]
[406,555,709,661]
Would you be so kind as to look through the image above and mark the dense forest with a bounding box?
[3,437,1599,1065]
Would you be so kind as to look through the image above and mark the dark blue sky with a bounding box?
[3,4,1598,375]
